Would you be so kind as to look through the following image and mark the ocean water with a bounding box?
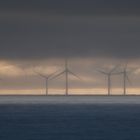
[0,104,140,140]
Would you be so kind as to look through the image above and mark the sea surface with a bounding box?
[0,96,140,140]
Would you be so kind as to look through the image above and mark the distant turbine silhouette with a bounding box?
[97,65,119,95]
[34,70,58,95]
[114,63,132,95]
[52,59,81,95]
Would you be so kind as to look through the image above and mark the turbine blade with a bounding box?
[68,70,81,80]
[48,70,61,79]
[110,64,120,73]
[124,61,128,70]
[65,58,68,69]
[51,71,65,80]
[96,69,107,75]
[33,70,47,78]
[126,74,132,85]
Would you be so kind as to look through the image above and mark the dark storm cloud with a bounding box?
[0,0,140,15]
[0,0,140,60]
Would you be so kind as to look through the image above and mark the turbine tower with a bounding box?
[97,66,119,95]
[123,68,130,95]
[52,59,81,95]
[34,71,57,95]
[115,63,131,95]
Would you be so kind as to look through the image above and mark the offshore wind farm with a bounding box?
[0,59,138,96]
[1,0,140,140]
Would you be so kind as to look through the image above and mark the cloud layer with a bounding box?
[0,13,140,59]
[0,0,140,60]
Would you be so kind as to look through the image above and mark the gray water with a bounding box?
[0,103,140,140]
[0,95,140,104]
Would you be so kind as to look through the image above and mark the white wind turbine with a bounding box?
[34,70,58,95]
[52,59,81,95]
[97,65,119,95]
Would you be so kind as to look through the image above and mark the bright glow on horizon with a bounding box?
[0,88,140,95]
[0,59,139,95]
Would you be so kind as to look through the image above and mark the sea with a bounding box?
[0,96,140,140]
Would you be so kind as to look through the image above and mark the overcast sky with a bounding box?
[0,0,140,94]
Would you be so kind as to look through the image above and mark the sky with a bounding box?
[0,0,140,95]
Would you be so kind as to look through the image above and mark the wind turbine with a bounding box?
[114,63,132,95]
[97,65,119,95]
[52,59,81,95]
[34,70,58,95]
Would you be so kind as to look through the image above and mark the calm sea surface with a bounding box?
[0,104,140,140]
